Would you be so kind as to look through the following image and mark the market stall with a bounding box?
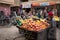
[16,16,50,40]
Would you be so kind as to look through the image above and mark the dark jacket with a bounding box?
[47,19,56,39]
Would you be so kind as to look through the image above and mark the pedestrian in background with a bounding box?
[27,11,33,18]
[36,10,41,18]
[44,7,48,18]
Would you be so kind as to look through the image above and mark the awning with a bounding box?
[22,3,31,8]
[31,1,56,6]
[49,1,56,5]
[22,1,57,8]
[31,2,40,6]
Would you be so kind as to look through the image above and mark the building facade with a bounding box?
[0,0,14,16]
[0,0,14,4]
[12,0,20,7]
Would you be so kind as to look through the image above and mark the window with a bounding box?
[20,0,28,2]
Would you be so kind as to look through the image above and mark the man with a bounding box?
[46,16,56,40]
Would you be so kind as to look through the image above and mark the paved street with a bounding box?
[56,28,60,40]
[0,26,60,40]
[0,26,25,40]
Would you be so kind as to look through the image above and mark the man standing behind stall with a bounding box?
[47,9,56,40]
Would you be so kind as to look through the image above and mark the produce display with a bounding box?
[19,18,49,32]
[53,16,60,21]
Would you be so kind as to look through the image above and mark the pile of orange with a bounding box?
[20,19,49,32]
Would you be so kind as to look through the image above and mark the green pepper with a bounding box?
[16,20,22,26]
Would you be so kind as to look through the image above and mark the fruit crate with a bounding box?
[16,26,47,40]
